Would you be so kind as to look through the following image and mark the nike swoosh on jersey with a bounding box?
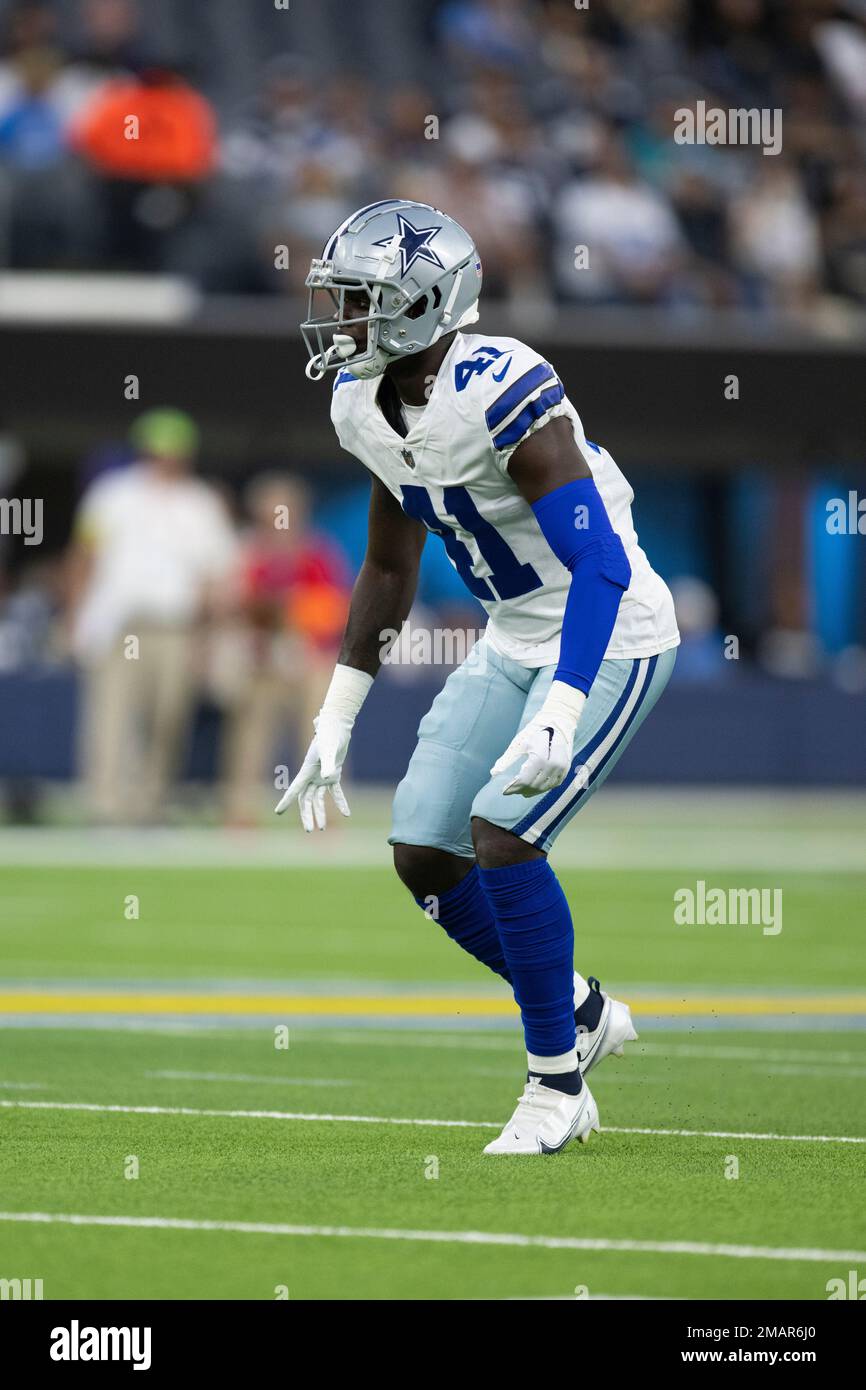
[491,357,513,381]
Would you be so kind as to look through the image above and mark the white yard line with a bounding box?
[636,1041,866,1065]
[0,1210,862,1264]
[2,1097,864,1145]
[0,1098,495,1129]
[604,1124,866,1144]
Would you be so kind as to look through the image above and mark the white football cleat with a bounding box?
[483,1074,600,1155]
[575,975,639,1076]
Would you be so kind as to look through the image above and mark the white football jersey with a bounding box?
[330,331,679,667]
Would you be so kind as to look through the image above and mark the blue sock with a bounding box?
[414,865,512,982]
[479,859,577,1061]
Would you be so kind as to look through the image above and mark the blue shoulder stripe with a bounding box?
[485,362,555,432]
[492,381,565,449]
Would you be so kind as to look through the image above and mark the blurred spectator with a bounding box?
[689,0,778,112]
[264,155,355,294]
[69,54,217,270]
[0,2,100,136]
[0,2,97,264]
[67,408,237,823]
[381,83,439,165]
[729,161,822,311]
[435,0,537,75]
[824,165,866,305]
[554,133,685,303]
[0,557,59,671]
[71,0,144,78]
[70,59,215,181]
[221,55,322,188]
[668,575,731,682]
[219,474,351,826]
[0,46,70,169]
[0,558,61,820]
[399,112,549,309]
[814,12,866,123]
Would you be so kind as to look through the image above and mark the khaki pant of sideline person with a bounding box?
[80,624,196,823]
[222,661,332,824]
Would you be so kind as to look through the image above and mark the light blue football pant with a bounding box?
[390,638,676,857]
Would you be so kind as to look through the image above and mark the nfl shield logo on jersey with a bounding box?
[401,447,416,470]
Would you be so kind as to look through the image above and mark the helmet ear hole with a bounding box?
[405,294,428,320]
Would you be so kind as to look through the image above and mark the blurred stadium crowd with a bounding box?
[1,0,865,313]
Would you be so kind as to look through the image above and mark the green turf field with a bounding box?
[0,863,862,985]
[1,800,864,1301]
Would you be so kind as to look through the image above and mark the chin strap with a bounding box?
[307,337,394,382]
[305,334,358,381]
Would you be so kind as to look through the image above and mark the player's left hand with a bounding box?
[490,686,587,797]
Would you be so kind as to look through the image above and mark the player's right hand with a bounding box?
[274,710,353,831]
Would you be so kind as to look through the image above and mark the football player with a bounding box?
[277,200,679,1154]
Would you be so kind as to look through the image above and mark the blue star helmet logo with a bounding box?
[374,213,445,278]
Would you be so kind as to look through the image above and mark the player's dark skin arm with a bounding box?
[471,415,592,869]
[506,414,592,501]
[338,473,426,678]
[346,476,475,896]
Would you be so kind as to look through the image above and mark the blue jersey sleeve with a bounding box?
[531,478,632,694]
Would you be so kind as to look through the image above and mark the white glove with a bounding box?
[491,681,587,797]
[274,712,352,831]
[275,664,373,830]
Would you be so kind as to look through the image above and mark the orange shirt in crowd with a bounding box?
[70,77,217,181]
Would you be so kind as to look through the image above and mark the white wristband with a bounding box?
[543,679,587,735]
[319,663,374,723]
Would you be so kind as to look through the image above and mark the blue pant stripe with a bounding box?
[512,658,642,838]
[537,654,659,842]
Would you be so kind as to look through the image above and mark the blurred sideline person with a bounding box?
[67,408,237,822]
[220,473,350,826]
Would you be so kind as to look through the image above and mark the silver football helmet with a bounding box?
[301,199,482,381]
